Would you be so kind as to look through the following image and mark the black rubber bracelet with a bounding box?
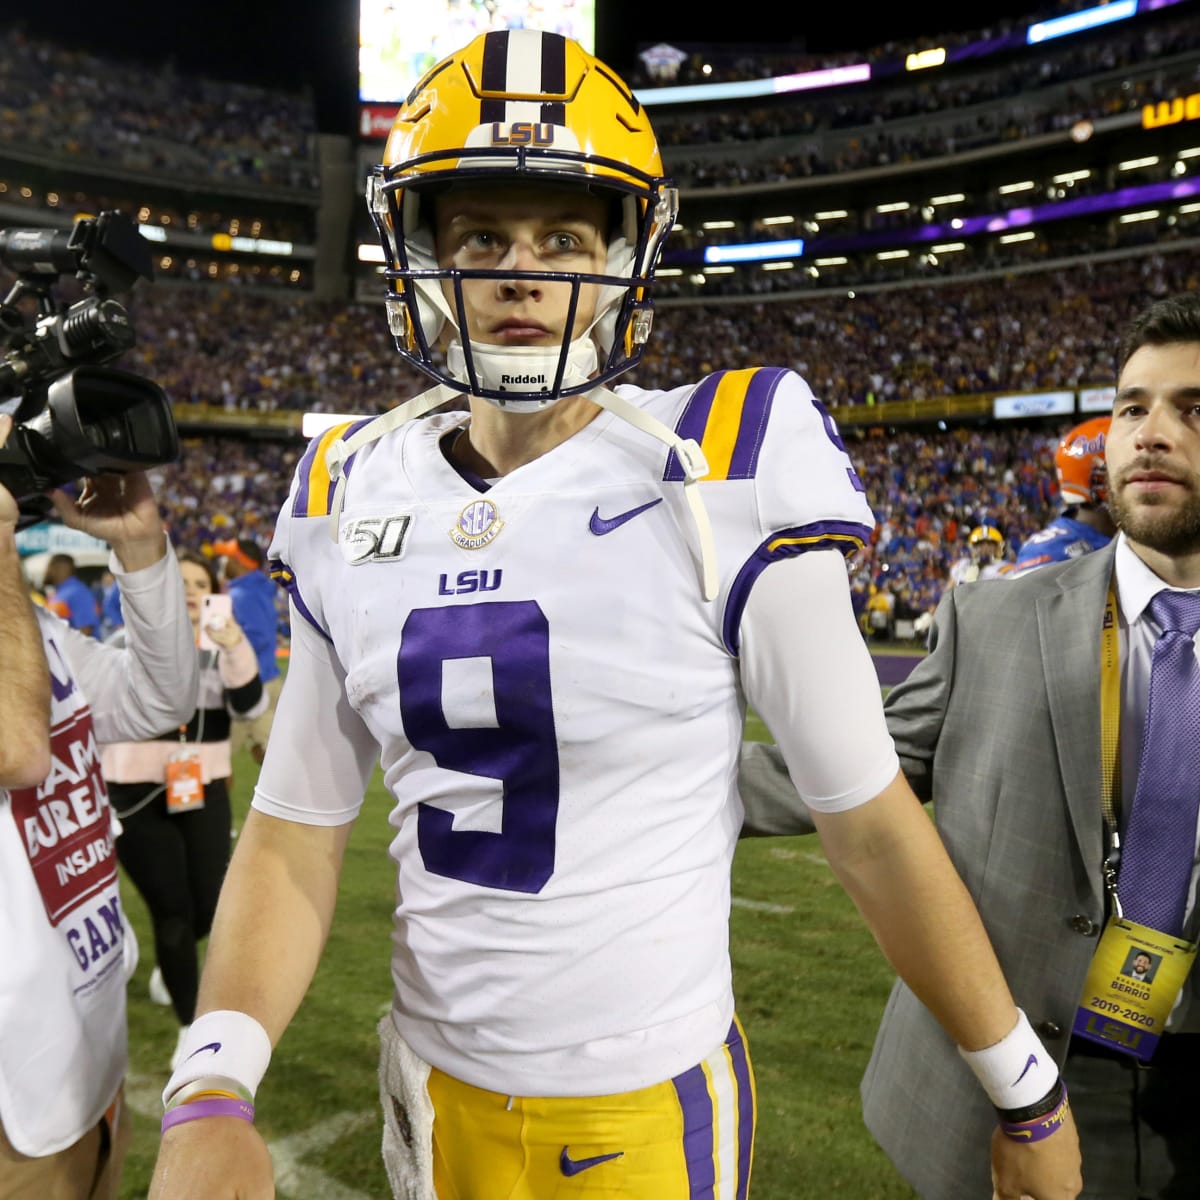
[995,1076,1065,1124]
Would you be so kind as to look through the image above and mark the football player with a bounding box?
[949,523,1009,586]
[1008,417,1116,578]
[149,30,1081,1200]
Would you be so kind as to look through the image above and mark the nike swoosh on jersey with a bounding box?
[185,1042,222,1062]
[588,498,662,535]
[559,1147,624,1176]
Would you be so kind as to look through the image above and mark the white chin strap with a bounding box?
[324,382,719,602]
[445,337,599,411]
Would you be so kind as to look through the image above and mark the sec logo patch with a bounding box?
[450,499,504,550]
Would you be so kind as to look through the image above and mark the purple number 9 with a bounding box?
[397,601,560,893]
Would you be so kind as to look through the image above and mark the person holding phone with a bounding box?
[99,551,266,1069]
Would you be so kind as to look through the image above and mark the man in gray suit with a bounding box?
[739,291,1200,1200]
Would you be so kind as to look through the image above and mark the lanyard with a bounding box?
[1099,581,1124,915]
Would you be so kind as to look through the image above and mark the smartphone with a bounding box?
[198,593,233,652]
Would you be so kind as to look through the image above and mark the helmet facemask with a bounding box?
[368,30,677,412]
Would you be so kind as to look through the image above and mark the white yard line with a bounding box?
[731,897,794,915]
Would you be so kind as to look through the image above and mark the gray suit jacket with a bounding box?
[739,541,1121,1198]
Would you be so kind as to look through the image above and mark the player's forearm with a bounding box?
[813,770,1018,1051]
[196,808,351,1043]
[0,527,51,787]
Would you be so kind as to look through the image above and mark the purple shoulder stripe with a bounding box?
[722,520,872,655]
[268,557,333,644]
[664,367,788,483]
[293,416,376,519]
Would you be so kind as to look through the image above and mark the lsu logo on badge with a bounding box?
[450,500,504,550]
[340,515,411,564]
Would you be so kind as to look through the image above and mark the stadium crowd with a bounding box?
[665,24,1200,186]
[0,26,318,190]
[102,248,1193,418]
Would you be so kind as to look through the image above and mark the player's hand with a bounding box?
[990,1108,1083,1200]
[150,1117,275,1200]
[48,470,167,571]
[0,416,20,528]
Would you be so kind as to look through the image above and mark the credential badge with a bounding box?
[340,514,412,564]
[450,499,504,550]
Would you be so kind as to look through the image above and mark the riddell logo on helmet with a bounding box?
[501,374,548,385]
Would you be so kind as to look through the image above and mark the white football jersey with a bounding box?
[260,368,877,1095]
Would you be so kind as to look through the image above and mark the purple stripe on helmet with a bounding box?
[726,1020,756,1200]
[722,520,872,655]
[664,372,724,481]
[268,558,332,644]
[672,1064,716,1198]
[540,31,566,95]
[480,31,509,124]
[726,367,787,480]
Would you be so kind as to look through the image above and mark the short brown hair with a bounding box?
[1118,293,1200,375]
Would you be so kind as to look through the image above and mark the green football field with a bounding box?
[117,724,920,1199]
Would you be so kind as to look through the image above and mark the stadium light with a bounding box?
[929,193,966,205]
[1117,156,1160,171]
[997,181,1036,194]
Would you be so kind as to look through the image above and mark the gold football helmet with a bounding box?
[368,29,678,410]
[967,524,1006,562]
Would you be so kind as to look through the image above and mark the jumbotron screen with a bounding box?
[359,0,596,104]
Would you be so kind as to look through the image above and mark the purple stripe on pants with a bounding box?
[673,1063,716,1198]
[726,1021,755,1200]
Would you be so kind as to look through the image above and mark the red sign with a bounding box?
[10,707,117,927]
[360,104,400,141]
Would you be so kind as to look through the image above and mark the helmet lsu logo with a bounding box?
[340,515,412,564]
[488,122,555,146]
[450,499,504,550]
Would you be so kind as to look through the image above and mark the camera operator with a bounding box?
[0,411,197,1198]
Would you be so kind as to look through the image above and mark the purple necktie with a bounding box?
[1119,589,1200,939]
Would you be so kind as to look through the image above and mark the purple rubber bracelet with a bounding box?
[161,1097,255,1134]
[998,1088,1070,1144]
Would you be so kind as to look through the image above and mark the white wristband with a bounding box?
[161,1010,273,1108]
[957,1008,1059,1110]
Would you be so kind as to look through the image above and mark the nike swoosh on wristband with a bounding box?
[1011,1053,1038,1087]
[184,1042,222,1063]
[560,1147,624,1176]
[588,498,663,536]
